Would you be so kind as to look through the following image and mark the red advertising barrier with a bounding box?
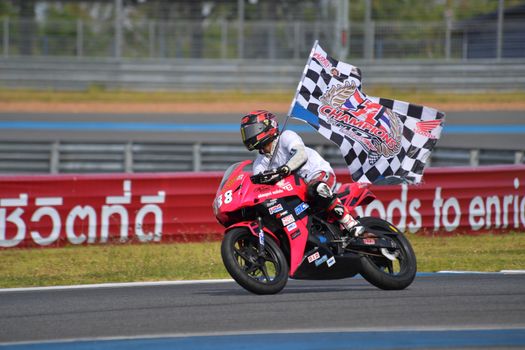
[1,164,524,248]
[0,172,223,248]
[337,165,525,235]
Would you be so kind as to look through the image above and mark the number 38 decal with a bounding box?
[216,190,233,208]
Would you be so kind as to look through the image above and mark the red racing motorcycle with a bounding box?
[213,160,417,295]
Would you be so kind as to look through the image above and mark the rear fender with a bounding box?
[358,216,401,237]
[225,221,280,245]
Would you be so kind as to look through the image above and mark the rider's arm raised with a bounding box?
[279,130,308,175]
[278,143,307,175]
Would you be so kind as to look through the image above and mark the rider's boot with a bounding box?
[329,199,364,237]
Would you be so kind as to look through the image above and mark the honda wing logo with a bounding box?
[415,120,442,139]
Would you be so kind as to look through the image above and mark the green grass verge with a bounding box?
[0,242,229,289]
[412,232,525,272]
[1,233,524,288]
[1,88,525,105]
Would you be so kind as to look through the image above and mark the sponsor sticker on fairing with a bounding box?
[268,203,283,215]
[291,231,301,240]
[315,255,328,266]
[308,251,321,263]
[265,199,278,207]
[281,214,295,226]
[363,238,376,245]
[277,181,294,191]
[257,189,284,199]
[285,222,297,233]
[276,211,289,219]
[294,202,309,216]
[327,256,336,267]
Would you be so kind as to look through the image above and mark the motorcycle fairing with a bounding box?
[214,160,310,228]
[285,215,309,276]
[292,253,361,280]
[259,196,310,276]
[214,160,253,226]
[292,215,361,280]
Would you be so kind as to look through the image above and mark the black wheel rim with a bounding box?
[232,234,282,283]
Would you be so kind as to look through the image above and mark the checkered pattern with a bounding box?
[289,43,445,184]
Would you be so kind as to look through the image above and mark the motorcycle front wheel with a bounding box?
[358,217,417,290]
[221,227,289,295]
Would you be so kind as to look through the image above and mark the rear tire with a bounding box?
[358,217,417,290]
[221,227,289,295]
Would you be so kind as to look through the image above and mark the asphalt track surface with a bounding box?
[1,273,524,349]
[0,111,524,150]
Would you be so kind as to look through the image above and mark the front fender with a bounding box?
[224,221,280,245]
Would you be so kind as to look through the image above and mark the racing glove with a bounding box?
[257,168,283,184]
[254,165,291,185]
[276,165,291,176]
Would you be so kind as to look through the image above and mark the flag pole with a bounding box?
[268,40,319,169]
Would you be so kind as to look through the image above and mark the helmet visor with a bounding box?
[241,123,267,142]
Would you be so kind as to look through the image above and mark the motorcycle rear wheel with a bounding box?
[358,217,417,290]
[221,227,289,295]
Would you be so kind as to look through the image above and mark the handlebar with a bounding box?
[250,168,287,184]
[250,171,278,184]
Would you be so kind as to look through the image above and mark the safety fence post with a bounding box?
[3,17,8,58]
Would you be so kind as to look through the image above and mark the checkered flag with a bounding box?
[288,42,445,184]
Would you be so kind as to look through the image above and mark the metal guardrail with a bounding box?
[2,57,525,91]
[0,141,522,175]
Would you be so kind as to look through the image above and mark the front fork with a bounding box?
[257,216,265,256]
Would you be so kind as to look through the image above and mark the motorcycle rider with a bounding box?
[240,110,364,236]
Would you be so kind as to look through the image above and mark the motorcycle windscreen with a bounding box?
[216,160,252,196]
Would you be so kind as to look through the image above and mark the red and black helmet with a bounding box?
[240,110,279,151]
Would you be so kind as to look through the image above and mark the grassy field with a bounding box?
[1,88,525,105]
[1,233,524,289]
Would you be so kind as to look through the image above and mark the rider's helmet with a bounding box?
[240,110,279,151]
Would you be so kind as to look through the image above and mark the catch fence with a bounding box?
[1,17,524,61]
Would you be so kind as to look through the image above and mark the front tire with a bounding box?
[221,227,289,295]
[358,217,417,290]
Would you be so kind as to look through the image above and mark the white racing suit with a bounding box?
[253,130,359,233]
